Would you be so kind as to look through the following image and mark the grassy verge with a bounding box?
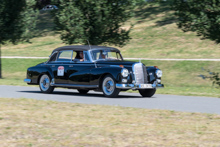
[121,2,220,59]
[2,2,220,59]
[0,58,219,97]
[0,98,219,146]
[141,60,220,97]
[0,59,46,86]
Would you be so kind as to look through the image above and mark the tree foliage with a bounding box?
[200,69,220,88]
[53,0,137,46]
[173,0,220,42]
[0,0,38,44]
[35,0,51,9]
[0,0,38,78]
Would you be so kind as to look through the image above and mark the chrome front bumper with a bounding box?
[24,79,31,83]
[116,81,164,90]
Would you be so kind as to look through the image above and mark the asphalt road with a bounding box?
[0,85,219,115]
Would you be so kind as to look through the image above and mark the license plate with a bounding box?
[140,84,152,88]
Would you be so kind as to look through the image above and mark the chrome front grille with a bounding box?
[132,63,148,84]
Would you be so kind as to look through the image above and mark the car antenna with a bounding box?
[87,40,92,50]
[87,40,97,68]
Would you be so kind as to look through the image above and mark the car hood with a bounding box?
[96,60,137,66]
[96,60,158,71]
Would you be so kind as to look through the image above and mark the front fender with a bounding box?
[146,66,161,83]
[90,67,123,85]
[27,65,53,84]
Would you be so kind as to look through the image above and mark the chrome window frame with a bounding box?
[71,51,92,63]
[89,49,123,62]
[47,49,122,64]
[46,51,58,63]
[56,50,73,62]
[48,50,93,63]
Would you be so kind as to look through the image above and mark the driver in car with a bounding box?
[74,51,84,62]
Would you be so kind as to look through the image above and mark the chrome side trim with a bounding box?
[46,63,93,66]
[50,83,99,88]
[110,65,123,68]
[24,79,31,83]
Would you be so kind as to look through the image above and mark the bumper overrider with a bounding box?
[24,79,31,83]
[116,81,164,90]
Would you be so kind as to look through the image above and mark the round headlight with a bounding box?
[156,69,162,78]
[121,68,129,77]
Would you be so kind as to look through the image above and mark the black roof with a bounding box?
[52,45,120,53]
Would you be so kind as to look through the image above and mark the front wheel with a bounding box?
[139,89,156,97]
[39,74,54,93]
[102,75,120,98]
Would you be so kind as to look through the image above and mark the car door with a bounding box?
[49,50,73,84]
[68,51,94,85]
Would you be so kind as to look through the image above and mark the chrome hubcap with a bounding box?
[103,77,115,95]
[40,75,50,91]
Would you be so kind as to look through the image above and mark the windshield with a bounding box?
[91,49,123,61]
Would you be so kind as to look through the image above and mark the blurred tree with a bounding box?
[35,0,51,9]
[200,68,220,88]
[0,0,38,78]
[173,0,220,43]
[53,0,137,47]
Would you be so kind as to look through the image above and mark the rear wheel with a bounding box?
[39,74,54,93]
[139,89,156,97]
[102,75,120,98]
[77,89,89,94]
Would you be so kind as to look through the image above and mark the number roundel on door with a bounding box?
[57,66,64,76]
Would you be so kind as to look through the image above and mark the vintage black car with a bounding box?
[24,45,164,97]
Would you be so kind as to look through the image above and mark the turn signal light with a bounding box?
[154,66,158,69]
[119,65,124,68]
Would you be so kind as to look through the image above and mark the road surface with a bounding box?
[0,85,219,115]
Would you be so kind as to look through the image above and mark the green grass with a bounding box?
[0,59,46,86]
[0,98,219,146]
[0,1,220,97]
[121,2,220,59]
[0,58,219,98]
[2,2,220,58]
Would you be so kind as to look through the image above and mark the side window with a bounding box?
[57,50,72,61]
[72,51,78,60]
[72,51,90,62]
[108,52,117,60]
[48,52,57,62]
[84,52,90,62]
[92,51,101,60]
[116,52,122,60]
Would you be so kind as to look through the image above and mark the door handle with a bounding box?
[52,65,55,67]
[69,65,73,67]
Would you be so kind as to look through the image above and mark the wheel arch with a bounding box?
[99,73,113,89]
[37,68,54,84]
[91,67,122,89]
